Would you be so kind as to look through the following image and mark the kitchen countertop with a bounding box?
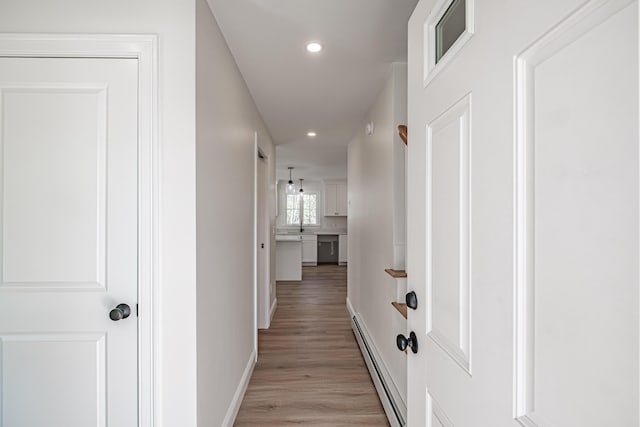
[275,234,303,241]
[276,229,347,236]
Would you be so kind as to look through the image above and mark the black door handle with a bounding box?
[396,332,419,354]
[109,303,131,321]
[406,291,418,310]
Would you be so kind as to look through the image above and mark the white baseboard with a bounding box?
[222,349,256,427]
[347,297,406,427]
[346,296,357,318]
[269,297,278,322]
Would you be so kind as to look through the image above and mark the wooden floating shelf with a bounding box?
[391,302,408,319]
[398,125,408,145]
[385,268,407,278]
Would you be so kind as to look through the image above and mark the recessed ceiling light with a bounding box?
[307,131,317,137]
[305,42,323,53]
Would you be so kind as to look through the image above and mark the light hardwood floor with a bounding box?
[234,265,389,426]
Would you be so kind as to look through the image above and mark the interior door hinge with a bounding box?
[136,303,139,317]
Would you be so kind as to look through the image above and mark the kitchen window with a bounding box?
[285,192,319,226]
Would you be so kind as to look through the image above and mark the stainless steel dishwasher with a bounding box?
[317,234,339,264]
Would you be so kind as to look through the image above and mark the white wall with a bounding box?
[392,65,408,269]
[0,1,198,425]
[196,1,276,425]
[347,63,408,403]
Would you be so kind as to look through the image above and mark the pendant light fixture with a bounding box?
[287,167,295,193]
[299,178,304,193]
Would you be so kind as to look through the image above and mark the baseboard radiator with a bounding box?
[351,314,406,427]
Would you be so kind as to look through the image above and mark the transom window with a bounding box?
[435,0,466,63]
[424,0,474,86]
[285,192,319,226]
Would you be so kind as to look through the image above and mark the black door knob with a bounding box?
[109,303,131,321]
[396,331,419,354]
[406,291,418,310]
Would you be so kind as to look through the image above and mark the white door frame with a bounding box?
[254,133,272,336]
[0,33,158,427]
[255,147,271,330]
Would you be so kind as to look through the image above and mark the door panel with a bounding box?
[427,94,471,374]
[2,334,106,427]
[0,57,138,427]
[408,0,639,426]
[2,85,107,287]
[515,2,639,425]
[429,395,454,427]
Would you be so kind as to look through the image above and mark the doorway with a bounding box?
[256,145,272,330]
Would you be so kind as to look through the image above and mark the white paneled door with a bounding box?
[407,0,638,426]
[0,57,138,427]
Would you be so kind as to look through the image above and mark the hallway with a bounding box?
[235,265,389,426]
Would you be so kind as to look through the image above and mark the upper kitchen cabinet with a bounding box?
[324,181,347,216]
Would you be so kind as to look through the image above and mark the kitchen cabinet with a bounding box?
[302,234,317,266]
[324,182,347,216]
[339,234,347,265]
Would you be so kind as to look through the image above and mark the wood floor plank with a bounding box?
[234,265,389,426]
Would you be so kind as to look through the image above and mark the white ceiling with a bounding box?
[207,0,418,181]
